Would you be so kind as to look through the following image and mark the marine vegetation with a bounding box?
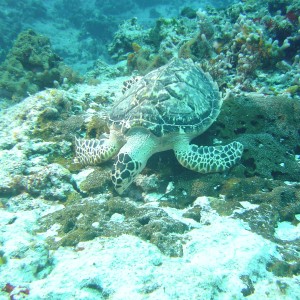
[0,1,300,298]
[109,0,300,97]
[0,29,82,102]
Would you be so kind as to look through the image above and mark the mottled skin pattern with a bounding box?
[75,136,121,165]
[175,142,244,173]
[75,58,244,194]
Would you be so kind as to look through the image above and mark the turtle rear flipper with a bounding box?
[174,141,244,173]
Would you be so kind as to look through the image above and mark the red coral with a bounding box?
[2,283,30,300]
[286,10,300,23]
[2,283,15,293]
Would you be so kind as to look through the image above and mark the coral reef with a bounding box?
[207,94,300,180]
[108,1,300,97]
[108,18,149,62]
[0,1,48,62]
[73,167,111,195]
[40,196,188,257]
[0,0,299,298]
[0,30,82,101]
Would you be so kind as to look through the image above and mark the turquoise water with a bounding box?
[0,1,299,299]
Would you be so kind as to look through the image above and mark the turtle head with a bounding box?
[111,129,157,194]
[111,152,143,194]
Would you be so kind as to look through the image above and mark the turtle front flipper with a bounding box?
[174,141,244,173]
[111,130,157,194]
[75,131,123,165]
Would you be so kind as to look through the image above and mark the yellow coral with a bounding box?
[132,42,141,53]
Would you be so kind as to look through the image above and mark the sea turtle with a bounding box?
[75,58,243,194]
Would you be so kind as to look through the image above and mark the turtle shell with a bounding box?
[109,58,222,137]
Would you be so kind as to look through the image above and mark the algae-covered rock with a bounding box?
[205,94,300,181]
[108,18,148,61]
[0,29,82,101]
[40,196,189,256]
[0,149,27,196]
[73,167,111,194]
[23,163,76,201]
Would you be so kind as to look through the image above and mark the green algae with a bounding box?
[0,29,82,102]
[0,255,7,266]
